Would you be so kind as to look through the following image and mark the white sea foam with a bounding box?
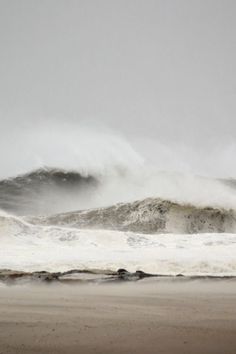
[1,213,236,276]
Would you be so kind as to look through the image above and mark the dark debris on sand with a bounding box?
[0,269,235,284]
[0,268,158,284]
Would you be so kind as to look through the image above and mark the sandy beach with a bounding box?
[0,279,236,354]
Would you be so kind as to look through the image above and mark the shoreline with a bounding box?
[1,268,236,284]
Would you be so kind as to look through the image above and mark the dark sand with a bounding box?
[0,279,236,354]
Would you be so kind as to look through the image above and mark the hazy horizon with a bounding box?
[1,0,236,178]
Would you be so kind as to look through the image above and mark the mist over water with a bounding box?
[1,123,236,215]
[0,123,143,180]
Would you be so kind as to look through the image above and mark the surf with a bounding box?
[0,211,236,276]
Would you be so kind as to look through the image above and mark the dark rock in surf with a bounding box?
[117,269,156,281]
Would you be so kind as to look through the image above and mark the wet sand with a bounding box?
[0,279,236,354]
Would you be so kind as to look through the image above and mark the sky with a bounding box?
[0,0,236,178]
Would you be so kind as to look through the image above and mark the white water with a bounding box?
[1,127,236,276]
[1,213,236,276]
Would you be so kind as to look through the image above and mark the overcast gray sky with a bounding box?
[0,0,236,177]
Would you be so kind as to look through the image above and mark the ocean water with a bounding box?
[0,131,236,276]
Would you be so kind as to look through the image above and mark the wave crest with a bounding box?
[31,197,236,234]
[0,167,98,215]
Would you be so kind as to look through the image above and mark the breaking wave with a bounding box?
[1,125,236,216]
[31,197,236,234]
[1,167,236,216]
[0,167,98,215]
